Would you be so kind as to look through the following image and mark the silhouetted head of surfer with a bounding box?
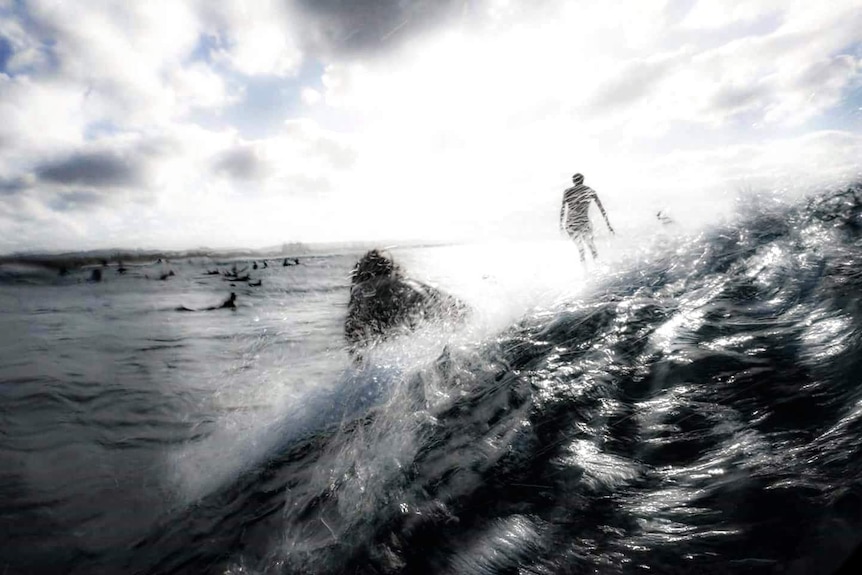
[345,249,469,362]
[572,173,584,186]
[350,249,402,285]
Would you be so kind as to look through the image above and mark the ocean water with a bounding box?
[2,188,862,574]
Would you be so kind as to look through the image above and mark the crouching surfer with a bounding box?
[344,250,468,362]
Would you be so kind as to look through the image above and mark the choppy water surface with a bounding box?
[2,188,862,574]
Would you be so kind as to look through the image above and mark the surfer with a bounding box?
[560,173,614,263]
[220,292,237,309]
[176,292,237,312]
[345,250,468,361]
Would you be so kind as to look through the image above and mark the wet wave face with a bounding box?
[125,188,862,574]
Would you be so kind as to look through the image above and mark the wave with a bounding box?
[124,186,862,574]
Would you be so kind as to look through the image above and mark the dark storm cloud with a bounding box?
[36,152,144,188]
[295,0,466,55]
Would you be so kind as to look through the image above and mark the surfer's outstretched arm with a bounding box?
[593,192,614,234]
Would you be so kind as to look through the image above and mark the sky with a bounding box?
[1,0,861,253]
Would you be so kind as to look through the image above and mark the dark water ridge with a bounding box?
[4,188,862,573]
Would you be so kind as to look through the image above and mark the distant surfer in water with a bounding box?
[560,173,614,263]
[345,250,468,362]
[219,292,237,309]
[657,210,674,225]
[176,292,237,312]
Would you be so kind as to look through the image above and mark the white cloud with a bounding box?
[169,62,237,112]
[25,0,202,123]
[762,55,861,125]
[301,87,322,106]
[0,114,363,251]
[681,0,781,29]
[215,22,302,77]
[197,1,303,77]
[319,1,862,137]
[0,0,241,134]
[0,11,49,71]
[0,75,87,160]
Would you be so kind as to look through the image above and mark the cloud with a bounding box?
[36,151,144,188]
[710,82,765,116]
[681,0,781,30]
[0,108,358,250]
[0,34,11,71]
[197,2,303,77]
[2,0,234,129]
[678,4,862,127]
[0,9,53,73]
[46,189,109,212]
[642,130,862,199]
[213,145,270,181]
[170,62,238,112]
[0,0,861,253]
[209,119,357,201]
[0,175,28,195]
[1,130,196,220]
[0,74,88,157]
[763,54,861,125]
[301,87,322,105]
[589,53,682,112]
[295,0,464,57]
[281,119,356,170]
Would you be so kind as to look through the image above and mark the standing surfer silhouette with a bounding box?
[560,173,614,263]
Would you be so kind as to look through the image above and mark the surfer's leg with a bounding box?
[576,239,586,263]
[587,234,598,259]
[566,224,587,263]
[567,226,586,263]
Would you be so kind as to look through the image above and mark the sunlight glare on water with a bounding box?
[395,238,637,328]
